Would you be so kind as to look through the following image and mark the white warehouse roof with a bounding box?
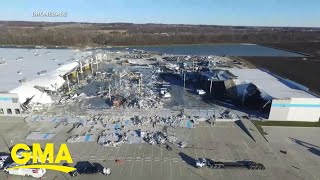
[0,48,93,104]
[0,48,90,92]
[225,68,317,99]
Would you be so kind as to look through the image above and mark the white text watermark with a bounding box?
[32,12,67,17]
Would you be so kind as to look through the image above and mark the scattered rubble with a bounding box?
[67,134,97,143]
[23,49,246,149]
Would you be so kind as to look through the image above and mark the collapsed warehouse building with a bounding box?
[0,48,106,116]
[200,68,320,122]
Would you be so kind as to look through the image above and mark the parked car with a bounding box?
[63,163,77,177]
[79,166,99,175]
[0,155,10,162]
[4,163,46,178]
[0,155,10,169]
[195,158,207,168]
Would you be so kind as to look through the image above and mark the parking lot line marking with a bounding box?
[150,161,153,176]
[207,126,223,177]
[169,145,173,176]
[151,146,153,176]
[236,148,249,177]
[302,153,320,180]
[96,146,103,160]
[294,149,319,180]
[227,143,244,177]
[220,144,233,177]
[201,128,213,176]
[130,146,137,176]
[103,147,112,165]
[140,144,145,176]
[120,145,129,175]
[161,147,163,175]
[243,141,250,150]
[152,143,154,158]
[226,145,234,160]
[193,146,203,176]
[111,147,121,171]
[59,171,69,180]
[115,147,120,158]
[78,141,90,156]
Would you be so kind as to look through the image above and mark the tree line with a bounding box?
[0,23,319,47]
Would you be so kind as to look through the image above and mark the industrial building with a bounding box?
[269,98,320,122]
[0,48,105,116]
[0,47,319,122]
[201,68,320,122]
[0,93,21,116]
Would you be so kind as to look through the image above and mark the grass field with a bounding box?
[254,120,320,127]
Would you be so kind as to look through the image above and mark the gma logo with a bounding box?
[8,143,76,173]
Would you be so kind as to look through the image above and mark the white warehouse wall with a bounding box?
[0,93,22,117]
[268,99,291,120]
[287,98,320,121]
[269,98,320,122]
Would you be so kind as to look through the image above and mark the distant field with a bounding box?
[262,42,320,57]
[243,42,320,95]
[244,57,320,94]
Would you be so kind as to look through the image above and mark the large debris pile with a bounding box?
[98,132,128,147]
[143,131,167,145]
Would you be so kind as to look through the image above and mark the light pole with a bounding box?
[76,71,80,84]
[209,79,213,96]
[79,59,83,73]
[90,58,94,75]
[212,109,216,126]
[66,75,70,93]
[96,58,99,71]
[183,72,186,89]
[139,74,143,95]
[109,84,111,101]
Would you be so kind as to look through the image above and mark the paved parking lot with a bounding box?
[264,127,320,180]
[0,118,319,180]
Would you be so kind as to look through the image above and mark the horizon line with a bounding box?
[1,20,319,29]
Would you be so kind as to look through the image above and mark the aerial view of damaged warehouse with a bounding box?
[0,1,320,180]
[0,45,319,179]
